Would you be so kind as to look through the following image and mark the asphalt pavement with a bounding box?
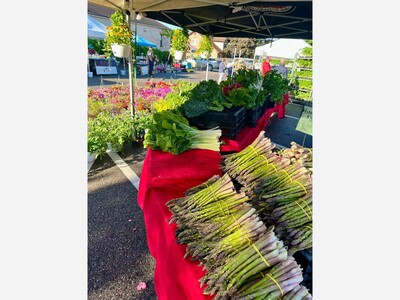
[87,70,312,300]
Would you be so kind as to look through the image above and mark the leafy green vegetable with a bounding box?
[183,80,232,118]
[227,87,257,108]
[143,110,221,154]
[233,68,261,89]
[262,70,291,103]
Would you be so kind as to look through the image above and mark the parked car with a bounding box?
[192,58,221,71]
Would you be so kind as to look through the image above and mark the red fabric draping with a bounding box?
[137,149,222,300]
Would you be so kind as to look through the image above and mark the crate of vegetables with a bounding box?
[187,105,247,130]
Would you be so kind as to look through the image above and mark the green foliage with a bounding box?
[170,28,190,53]
[88,110,135,156]
[294,70,312,79]
[226,87,257,108]
[294,90,312,101]
[300,47,313,57]
[262,70,290,103]
[172,79,198,95]
[153,92,189,112]
[132,112,154,140]
[104,10,134,57]
[160,28,174,40]
[297,79,313,90]
[88,38,106,55]
[296,59,313,68]
[143,110,194,154]
[233,69,261,89]
[223,69,264,108]
[183,80,232,118]
[135,45,170,63]
[196,34,213,59]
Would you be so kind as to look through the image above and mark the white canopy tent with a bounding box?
[88,15,107,39]
[255,39,310,59]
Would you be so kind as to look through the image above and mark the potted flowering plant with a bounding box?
[170,28,190,60]
[104,10,134,58]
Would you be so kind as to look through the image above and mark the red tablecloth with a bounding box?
[138,149,222,300]
[220,95,288,152]
[137,95,288,299]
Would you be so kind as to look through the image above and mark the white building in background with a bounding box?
[88,3,171,52]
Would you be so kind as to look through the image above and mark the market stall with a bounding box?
[87,1,313,299]
[137,99,293,299]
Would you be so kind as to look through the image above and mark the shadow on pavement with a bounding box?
[88,166,156,300]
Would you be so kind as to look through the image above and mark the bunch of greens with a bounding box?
[222,68,265,108]
[143,110,221,154]
[263,70,291,103]
[183,80,232,118]
[233,68,262,90]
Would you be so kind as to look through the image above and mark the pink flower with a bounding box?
[136,281,147,291]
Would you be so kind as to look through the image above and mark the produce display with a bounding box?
[166,132,313,299]
[166,173,312,299]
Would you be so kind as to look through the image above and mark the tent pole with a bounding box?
[125,10,135,116]
[134,17,137,91]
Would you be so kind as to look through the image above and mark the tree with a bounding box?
[224,38,266,57]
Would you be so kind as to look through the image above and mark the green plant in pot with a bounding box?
[104,9,134,58]
[170,28,190,60]
[196,34,213,59]
[88,110,136,156]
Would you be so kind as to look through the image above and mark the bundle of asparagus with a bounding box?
[267,195,312,233]
[281,284,313,300]
[232,257,304,300]
[202,228,289,299]
[222,131,276,178]
[278,142,313,175]
[282,223,312,256]
[221,136,313,256]
[167,173,312,299]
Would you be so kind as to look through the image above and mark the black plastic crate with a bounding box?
[265,93,275,109]
[221,118,246,140]
[188,106,247,129]
[246,104,266,128]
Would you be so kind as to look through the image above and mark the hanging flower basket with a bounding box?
[111,44,131,58]
[174,50,184,60]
